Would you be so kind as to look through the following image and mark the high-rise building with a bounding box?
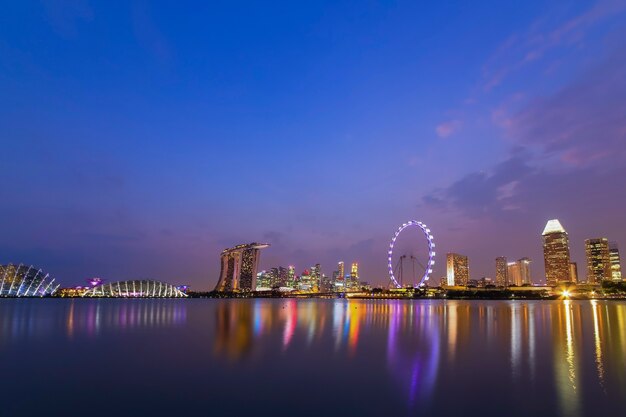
[508,262,520,286]
[569,262,579,283]
[215,243,270,292]
[519,257,531,285]
[338,262,345,281]
[321,273,333,292]
[311,264,321,292]
[507,258,532,286]
[350,262,359,279]
[495,257,508,287]
[542,219,571,286]
[585,238,611,283]
[287,265,296,288]
[347,262,359,290]
[609,242,622,281]
[446,253,469,286]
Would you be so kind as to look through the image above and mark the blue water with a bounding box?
[0,299,625,417]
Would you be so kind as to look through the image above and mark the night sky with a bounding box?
[1,1,625,290]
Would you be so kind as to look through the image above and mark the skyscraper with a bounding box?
[585,238,611,283]
[495,256,508,287]
[350,262,359,279]
[447,253,469,286]
[507,258,532,286]
[215,243,270,292]
[347,262,359,290]
[609,242,622,281]
[287,265,296,288]
[507,262,520,286]
[542,219,571,286]
[338,261,345,282]
[519,257,532,285]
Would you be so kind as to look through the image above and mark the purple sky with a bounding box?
[1,1,625,290]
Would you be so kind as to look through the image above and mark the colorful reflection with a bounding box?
[387,301,440,407]
[66,299,187,337]
[213,299,442,406]
[0,299,187,347]
[2,299,626,416]
[210,299,626,414]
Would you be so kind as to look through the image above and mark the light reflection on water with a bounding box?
[0,299,625,417]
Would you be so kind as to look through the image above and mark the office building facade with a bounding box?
[447,253,469,286]
[542,219,572,286]
[495,256,508,287]
[585,238,611,283]
[609,242,622,281]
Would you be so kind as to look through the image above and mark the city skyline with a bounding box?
[2,1,626,290]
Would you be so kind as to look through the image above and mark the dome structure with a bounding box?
[0,264,59,297]
[82,280,187,298]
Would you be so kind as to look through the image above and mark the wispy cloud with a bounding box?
[481,0,626,91]
[435,119,462,138]
[505,46,626,167]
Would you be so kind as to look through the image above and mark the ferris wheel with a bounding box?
[387,221,436,288]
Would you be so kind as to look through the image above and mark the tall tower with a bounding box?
[519,258,532,285]
[447,253,469,286]
[507,262,522,286]
[338,261,345,280]
[215,243,270,292]
[609,242,622,281]
[350,262,359,279]
[495,257,508,287]
[542,219,571,286]
[585,238,611,283]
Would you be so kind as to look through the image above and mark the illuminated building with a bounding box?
[542,219,572,286]
[609,242,622,281]
[298,269,314,291]
[346,262,359,290]
[287,265,296,288]
[338,261,345,282]
[214,242,270,292]
[569,262,579,283]
[351,262,359,279]
[256,270,272,291]
[310,264,321,292]
[320,273,333,292]
[507,258,531,286]
[0,264,59,297]
[478,277,493,287]
[446,253,469,286]
[495,257,508,287]
[519,258,531,285]
[508,262,520,286]
[82,279,187,297]
[57,287,90,297]
[585,238,611,283]
[332,270,341,289]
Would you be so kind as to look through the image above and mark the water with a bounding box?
[1,299,625,417]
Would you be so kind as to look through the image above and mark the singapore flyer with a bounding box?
[387,221,435,288]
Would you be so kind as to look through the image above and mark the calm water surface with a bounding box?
[1,299,625,417]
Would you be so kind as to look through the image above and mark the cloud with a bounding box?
[423,150,534,218]
[506,46,626,167]
[481,0,626,91]
[435,120,462,138]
